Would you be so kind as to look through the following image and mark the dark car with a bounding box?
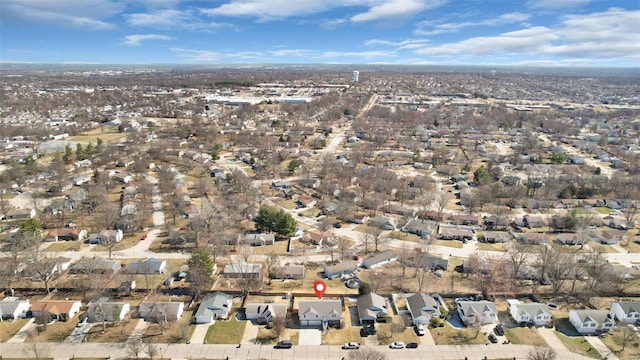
[494,324,504,336]
[406,342,419,349]
[488,334,498,343]
[366,324,377,335]
[333,222,342,228]
[360,327,369,337]
[275,341,293,349]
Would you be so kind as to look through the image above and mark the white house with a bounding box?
[31,300,82,321]
[507,299,552,326]
[298,299,342,328]
[139,301,184,322]
[569,309,614,334]
[245,303,287,325]
[0,298,30,321]
[87,299,130,322]
[456,300,497,325]
[125,258,167,274]
[610,301,640,324]
[194,292,233,324]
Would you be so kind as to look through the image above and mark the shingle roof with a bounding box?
[299,300,341,317]
[357,293,388,320]
[406,293,439,320]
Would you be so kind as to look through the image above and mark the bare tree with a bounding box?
[527,344,558,360]
[337,236,350,261]
[622,205,638,230]
[546,252,574,299]
[612,325,637,351]
[582,251,612,297]
[359,230,374,255]
[22,342,51,360]
[264,252,280,285]
[127,335,144,360]
[145,338,160,359]
[574,214,599,249]
[272,315,286,340]
[505,242,528,280]
[29,247,58,294]
[348,347,387,360]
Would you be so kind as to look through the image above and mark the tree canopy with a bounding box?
[255,206,297,237]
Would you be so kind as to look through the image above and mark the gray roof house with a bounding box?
[507,299,552,326]
[0,298,30,321]
[357,292,389,324]
[125,258,167,274]
[273,265,305,280]
[610,301,640,324]
[195,292,233,323]
[87,298,130,322]
[139,301,184,322]
[371,216,398,230]
[569,309,614,334]
[402,219,433,237]
[456,300,498,325]
[361,250,397,269]
[298,299,342,328]
[245,233,275,246]
[406,293,440,325]
[69,258,121,275]
[223,262,262,278]
[245,303,287,324]
[323,261,359,279]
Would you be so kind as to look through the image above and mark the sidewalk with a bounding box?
[6,318,35,343]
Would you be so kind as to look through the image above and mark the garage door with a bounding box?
[302,320,322,327]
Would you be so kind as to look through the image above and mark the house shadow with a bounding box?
[446,312,466,329]
[555,318,581,337]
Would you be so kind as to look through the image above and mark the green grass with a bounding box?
[504,327,545,345]
[600,331,640,360]
[588,241,620,253]
[555,332,602,359]
[431,239,463,248]
[594,207,613,215]
[430,323,486,345]
[389,231,421,243]
[0,318,29,342]
[204,315,247,344]
[477,242,507,251]
[46,240,85,252]
[252,239,289,255]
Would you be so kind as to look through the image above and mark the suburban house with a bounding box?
[245,233,275,246]
[523,215,546,228]
[610,301,640,324]
[357,292,389,325]
[298,299,342,328]
[44,228,87,242]
[438,227,474,241]
[302,231,333,246]
[371,216,398,230]
[272,180,291,189]
[507,299,552,326]
[415,254,449,271]
[323,261,359,279]
[139,301,184,322]
[406,293,440,325]
[0,298,30,321]
[456,300,498,325]
[569,309,614,334]
[245,303,287,324]
[557,233,578,245]
[598,230,624,245]
[223,262,262,278]
[125,258,167,274]
[348,213,370,224]
[195,292,233,323]
[69,258,121,275]
[401,219,434,237]
[4,208,36,220]
[31,300,81,322]
[87,298,130,322]
[88,229,124,244]
[519,233,548,245]
[72,174,91,186]
[296,194,316,208]
[482,231,512,243]
[273,265,305,280]
[361,250,397,269]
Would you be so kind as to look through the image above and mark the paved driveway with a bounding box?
[538,327,569,351]
[585,335,619,360]
[190,323,211,344]
[298,329,322,345]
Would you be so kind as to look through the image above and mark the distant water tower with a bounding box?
[352,70,359,82]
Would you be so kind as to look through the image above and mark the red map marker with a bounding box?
[314,279,327,299]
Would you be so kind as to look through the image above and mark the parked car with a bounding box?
[488,334,498,343]
[275,340,293,349]
[359,327,369,337]
[366,323,377,335]
[494,324,504,336]
[414,324,425,336]
[140,233,148,240]
[406,342,419,349]
[342,342,360,350]
[389,342,405,349]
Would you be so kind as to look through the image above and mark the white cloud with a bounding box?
[322,50,397,59]
[414,12,531,36]
[364,38,430,47]
[0,0,122,29]
[127,9,231,30]
[351,0,447,22]
[202,0,448,22]
[271,49,316,57]
[527,0,591,10]
[124,34,172,46]
[412,8,640,63]
[170,48,264,62]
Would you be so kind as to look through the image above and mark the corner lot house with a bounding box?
[456,300,497,325]
[139,301,184,322]
[298,299,342,328]
[324,261,359,279]
[195,292,233,323]
[246,303,287,324]
[87,299,130,322]
[610,301,640,324]
[357,292,389,325]
[0,298,30,321]
[569,309,614,334]
[362,250,397,269]
[31,300,81,322]
[406,293,440,325]
[507,299,552,326]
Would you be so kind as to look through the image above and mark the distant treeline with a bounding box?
[214,80,254,87]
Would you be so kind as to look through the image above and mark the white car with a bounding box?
[414,324,425,336]
[342,342,360,350]
[389,342,405,349]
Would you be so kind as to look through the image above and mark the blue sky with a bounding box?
[1,0,639,66]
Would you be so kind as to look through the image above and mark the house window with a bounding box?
[634,314,639,318]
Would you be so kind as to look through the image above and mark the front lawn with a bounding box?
[322,327,361,345]
[477,242,507,252]
[554,318,602,359]
[0,318,29,342]
[46,240,85,252]
[431,239,463,248]
[504,327,545,345]
[204,316,247,344]
[600,331,640,360]
[430,323,486,345]
[143,311,194,343]
[85,318,140,343]
[27,317,78,342]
